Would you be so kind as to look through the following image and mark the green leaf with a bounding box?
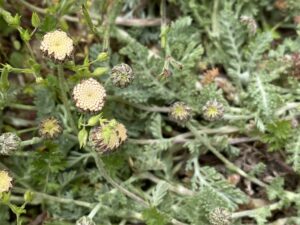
[266,177,285,201]
[261,120,292,152]
[40,15,57,32]
[142,207,169,225]
[151,181,169,207]
[286,129,300,173]
[31,12,40,28]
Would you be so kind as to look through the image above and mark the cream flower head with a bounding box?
[0,170,13,193]
[40,30,74,61]
[72,78,106,113]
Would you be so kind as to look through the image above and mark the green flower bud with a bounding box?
[0,132,21,155]
[111,63,134,88]
[97,52,109,62]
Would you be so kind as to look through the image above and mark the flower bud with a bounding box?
[0,132,21,155]
[38,117,62,139]
[169,102,192,124]
[208,207,231,225]
[76,216,96,225]
[89,119,127,154]
[202,99,224,121]
[111,63,134,88]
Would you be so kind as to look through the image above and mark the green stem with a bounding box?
[9,103,36,111]
[92,151,148,207]
[88,202,102,219]
[186,122,266,187]
[20,137,43,147]
[13,187,93,208]
[57,64,78,133]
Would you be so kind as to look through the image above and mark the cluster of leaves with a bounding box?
[0,0,300,225]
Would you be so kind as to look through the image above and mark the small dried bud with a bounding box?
[202,99,224,121]
[0,132,21,155]
[72,78,106,113]
[169,102,192,123]
[89,120,127,154]
[76,216,96,225]
[202,68,219,85]
[290,52,300,79]
[240,16,257,34]
[111,63,134,88]
[274,0,288,10]
[208,207,231,225]
[0,170,13,193]
[40,30,74,61]
[38,117,62,139]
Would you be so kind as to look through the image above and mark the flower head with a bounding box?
[169,102,192,123]
[89,120,127,154]
[0,170,13,193]
[76,216,96,225]
[202,99,224,121]
[111,63,134,88]
[208,207,231,225]
[38,117,62,139]
[40,30,74,61]
[240,16,257,34]
[0,132,21,155]
[72,78,106,113]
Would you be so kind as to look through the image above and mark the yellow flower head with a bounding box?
[202,99,224,121]
[72,78,106,113]
[0,170,12,193]
[40,30,74,61]
[39,117,62,139]
[169,102,192,123]
[89,120,127,154]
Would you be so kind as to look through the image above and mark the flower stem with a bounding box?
[92,151,148,207]
[57,64,78,133]
[20,137,43,147]
[88,202,102,219]
[186,122,266,187]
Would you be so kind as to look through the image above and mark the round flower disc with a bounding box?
[40,30,74,61]
[72,78,106,113]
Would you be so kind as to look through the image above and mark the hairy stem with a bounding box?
[57,64,78,133]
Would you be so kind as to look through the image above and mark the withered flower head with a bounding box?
[169,102,192,123]
[89,119,127,154]
[240,16,257,34]
[39,117,62,139]
[202,99,224,121]
[76,216,96,225]
[0,132,21,155]
[72,78,106,113]
[0,170,13,193]
[40,30,74,61]
[111,63,134,88]
[202,68,219,85]
[208,207,231,225]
